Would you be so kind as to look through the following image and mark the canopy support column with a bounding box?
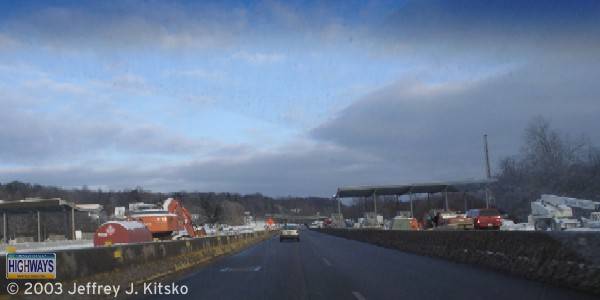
[3,212,6,244]
[373,190,377,215]
[71,206,75,240]
[444,187,449,210]
[335,190,341,216]
[409,194,414,218]
[37,211,41,242]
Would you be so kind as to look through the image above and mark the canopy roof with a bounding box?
[0,198,77,213]
[335,179,494,198]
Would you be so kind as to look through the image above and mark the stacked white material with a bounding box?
[500,220,535,231]
[539,194,599,210]
[532,195,574,218]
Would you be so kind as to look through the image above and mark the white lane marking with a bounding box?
[219,266,261,272]
[322,257,332,266]
[352,291,367,300]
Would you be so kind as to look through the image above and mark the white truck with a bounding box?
[529,194,600,231]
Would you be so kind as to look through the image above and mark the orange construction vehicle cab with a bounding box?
[128,197,198,240]
[129,210,180,239]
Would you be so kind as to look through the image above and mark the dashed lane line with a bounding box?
[219,266,262,272]
[352,291,367,300]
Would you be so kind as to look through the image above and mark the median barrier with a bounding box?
[0,231,272,297]
[316,229,600,295]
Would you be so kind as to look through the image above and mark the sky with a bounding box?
[1,0,599,196]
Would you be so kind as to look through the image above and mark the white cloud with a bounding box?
[233,51,286,65]
[0,62,48,78]
[22,78,88,95]
[107,73,152,95]
[0,141,382,196]
[167,69,225,81]
[0,88,208,164]
[0,33,19,50]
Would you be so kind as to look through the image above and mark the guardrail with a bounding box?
[316,229,600,295]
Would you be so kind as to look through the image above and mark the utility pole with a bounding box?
[484,134,492,179]
[483,134,492,208]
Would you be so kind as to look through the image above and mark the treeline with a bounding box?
[492,117,600,221]
[0,182,336,225]
[0,180,487,231]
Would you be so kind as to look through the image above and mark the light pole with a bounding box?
[483,134,492,208]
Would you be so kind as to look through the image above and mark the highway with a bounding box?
[150,229,596,300]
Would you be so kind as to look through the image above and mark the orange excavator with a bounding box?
[129,198,197,240]
[163,197,196,238]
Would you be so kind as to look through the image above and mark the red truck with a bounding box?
[466,209,502,230]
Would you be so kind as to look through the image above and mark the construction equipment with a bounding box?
[163,198,196,238]
[529,194,600,231]
[423,209,473,230]
[390,216,420,230]
[445,213,475,230]
[93,221,153,246]
[129,198,197,240]
[265,218,276,230]
[94,197,203,246]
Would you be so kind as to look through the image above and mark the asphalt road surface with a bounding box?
[149,229,596,300]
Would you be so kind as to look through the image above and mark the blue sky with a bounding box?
[1,0,600,196]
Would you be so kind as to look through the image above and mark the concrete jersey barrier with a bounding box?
[0,231,271,297]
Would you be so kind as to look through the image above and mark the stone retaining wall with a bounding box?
[317,229,600,295]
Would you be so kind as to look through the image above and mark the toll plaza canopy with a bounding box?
[0,198,79,242]
[335,179,495,198]
[0,198,77,212]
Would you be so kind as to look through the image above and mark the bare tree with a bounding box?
[493,116,600,221]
